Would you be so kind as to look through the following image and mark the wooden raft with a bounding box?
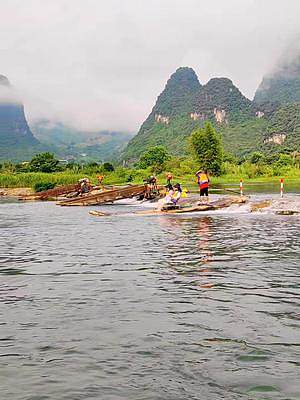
[137,196,247,216]
[88,196,247,217]
[20,183,80,201]
[58,184,146,206]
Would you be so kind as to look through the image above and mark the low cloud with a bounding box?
[0,77,21,104]
[268,37,300,79]
[1,0,299,132]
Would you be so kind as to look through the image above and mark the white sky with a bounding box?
[1,0,299,131]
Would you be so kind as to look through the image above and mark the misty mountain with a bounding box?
[262,103,300,152]
[0,75,44,161]
[123,67,202,159]
[2,54,300,163]
[252,52,300,153]
[0,74,133,162]
[122,67,256,160]
[123,59,300,160]
[254,54,300,108]
[149,67,201,117]
[32,120,134,162]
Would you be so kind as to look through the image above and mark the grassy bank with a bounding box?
[0,172,85,188]
[0,169,146,189]
[1,167,299,191]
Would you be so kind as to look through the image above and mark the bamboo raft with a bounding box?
[20,183,81,201]
[136,196,247,215]
[89,196,247,217]
[58,184,147,206]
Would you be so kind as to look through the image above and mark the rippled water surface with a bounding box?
[0,200,299,400]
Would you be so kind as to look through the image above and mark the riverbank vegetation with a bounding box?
[1,123,300,190]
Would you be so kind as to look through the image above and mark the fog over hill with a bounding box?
[1,1,300,161]
[1,0,300,132]
[254,43,300,108]
[123,55,300,160]
[0,74,44,160]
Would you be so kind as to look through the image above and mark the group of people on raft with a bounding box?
[76,168,210,206]
[158,169,210,210]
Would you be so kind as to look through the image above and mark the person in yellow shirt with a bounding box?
[195,169,210,201]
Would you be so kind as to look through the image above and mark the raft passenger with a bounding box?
[196,169,210,201]
[166,173,173,190]
[97,175,104,190]
[172,183,182,204]
[78,178,91,196]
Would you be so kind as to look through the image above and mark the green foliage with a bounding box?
[222,161,271,178]
[249,152,265,164]
[223,153,238,164]
[102,162,115,172]
[139,146,170,170]
[265,153,280,164]
[190,122,223,175]
[124,115,199,161]
[33,182,56,192]
[28,152,60,173]
[220,117,267,157]
[15,162,30,172]
[1,155,300,191]
[1,161,16,173]
[275,154,292,167]
[264,103,300,153]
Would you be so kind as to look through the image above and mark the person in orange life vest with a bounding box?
[97,175,104,190]
[166,172,173,185]
[97,175,104,184]
[195,169,210,199]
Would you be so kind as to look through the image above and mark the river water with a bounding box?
[0,198,299,400]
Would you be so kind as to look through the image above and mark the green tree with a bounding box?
[29,152,60,173]
[102,162,115,172]
[249,151,265,164]
[189,121,223,175]
[275,154,292,167]
[139,146,170,169]
[33,182,56,192]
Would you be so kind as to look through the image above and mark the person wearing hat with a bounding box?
[172,183,182,204]
[195,169,210,201]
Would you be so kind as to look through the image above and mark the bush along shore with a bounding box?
[1,123,300,192]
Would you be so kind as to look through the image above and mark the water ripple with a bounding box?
[0,201,299,399]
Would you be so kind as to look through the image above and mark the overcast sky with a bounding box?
[1,0,299,132]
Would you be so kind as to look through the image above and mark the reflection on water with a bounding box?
[0,201,299,400]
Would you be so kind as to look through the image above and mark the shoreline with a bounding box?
[0,187,33,197]
[0,175,299,198]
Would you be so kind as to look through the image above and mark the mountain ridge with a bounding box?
[123,60,300,161]
[31,119,134,162]
[1,54,300,163]
[123,67,255,160]
[0,75,44,161]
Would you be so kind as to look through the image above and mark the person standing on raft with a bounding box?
[166,173,173,190]
[97,175,104,190]
[196,169,210,201]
